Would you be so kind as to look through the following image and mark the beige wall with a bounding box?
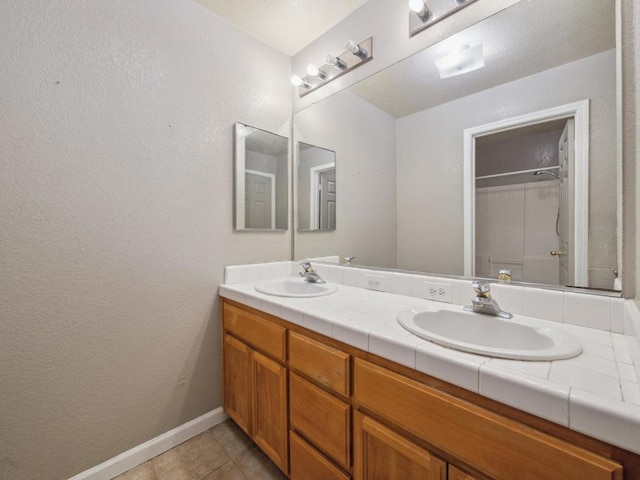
[294,91,397,267]
[396,50,616,278]
[0,1,291,479]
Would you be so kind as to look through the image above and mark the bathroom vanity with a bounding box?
[220,267,640,480]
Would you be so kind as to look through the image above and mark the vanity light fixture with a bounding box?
[290,75,311,89]
[433,44,484,79]
[307,64,327,80]
[291,37,373,98]
[409,0,478,37]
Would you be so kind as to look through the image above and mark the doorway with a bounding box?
[463,101,589,287]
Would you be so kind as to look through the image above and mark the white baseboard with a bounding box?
[69,407,228,480]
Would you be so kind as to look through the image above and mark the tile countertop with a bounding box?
[219,274,640,455]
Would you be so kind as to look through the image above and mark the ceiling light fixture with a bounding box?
[433,44,485,79]
[409,0,478,37]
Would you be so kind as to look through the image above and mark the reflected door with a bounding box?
[558,119,575,285]
[319,168,336,230]
[245,171,274,229]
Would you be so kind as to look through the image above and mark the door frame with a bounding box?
[463,100,589,286]
[245,169,276,229]
[309,163,336,230]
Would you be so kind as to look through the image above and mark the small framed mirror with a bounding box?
[297,142,337,231]
[234,123,289,231]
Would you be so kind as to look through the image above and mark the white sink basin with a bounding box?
[255,278,338,298]
[397,306,582,360]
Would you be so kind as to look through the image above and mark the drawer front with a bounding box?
[354,359,622,480]
[223,302,286,362]
[290,432,350,480]
[290,372,351,469]
[289,331,350,396]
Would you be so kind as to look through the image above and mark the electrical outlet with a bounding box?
[362,273,386,292]
[421,281,453,303]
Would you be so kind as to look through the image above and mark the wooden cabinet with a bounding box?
[251,351,288,470]
[222,299,631,480]
[449,465,481,480]
[222,303,288,473]
[353,359,623,480]
[290,372,350,469]
[354,412,446,480]
[223,334,252,434]
[290,431,350,480]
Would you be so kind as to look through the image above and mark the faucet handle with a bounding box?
[299,261,313,273]
[472,280,491,294]
[344,256,356,265]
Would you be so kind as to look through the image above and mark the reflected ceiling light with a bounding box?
[290,75,311,88]
[307,64,327,80]
[346,40,368,59]
[408,0,430,21]
[433,44,485,79]
[326,54,347,70]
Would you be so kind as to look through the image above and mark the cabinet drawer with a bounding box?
[290,372,351,469]
[290,431,350,480]
[354,359,622,480]
[223,302,286,362]
[289,331,350,396]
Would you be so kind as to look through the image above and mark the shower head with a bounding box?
[533,170,559,179]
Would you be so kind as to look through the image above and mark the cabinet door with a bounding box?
[449,465,481,480]
[252,350,288,473]
[223,334,252,434]
[354,412,445,480]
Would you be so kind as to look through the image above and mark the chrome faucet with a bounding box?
[463,280,512,319]
[299,262,326,284]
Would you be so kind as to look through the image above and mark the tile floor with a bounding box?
[114,420,287,480]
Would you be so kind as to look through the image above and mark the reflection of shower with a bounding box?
[533,170,560,236]
[533,170,559,179]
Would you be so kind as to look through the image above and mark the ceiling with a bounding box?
[350,0,615,118]
[194,0,370,56]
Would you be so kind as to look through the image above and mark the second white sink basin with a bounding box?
[255,278,338,298]
[397,306,581,360]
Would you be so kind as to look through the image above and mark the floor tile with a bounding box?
[114,461,156,480]
[151,431,230,480]
[234,445,288,480]
[202,461,248,480]
[210,420,253,460]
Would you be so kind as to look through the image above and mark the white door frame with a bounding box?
[245,169,276,229]
[309,162,335,230]
[463,100,589,286]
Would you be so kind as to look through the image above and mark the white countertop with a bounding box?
[219,277,640,454]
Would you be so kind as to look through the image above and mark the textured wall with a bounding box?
[396,50,616,281]
[0,1,291,479]
[294,91,397,267]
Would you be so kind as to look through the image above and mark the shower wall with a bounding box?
[475,180,559,284]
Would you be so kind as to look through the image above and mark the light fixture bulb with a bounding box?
[326,54,347,70]
[408,0,430,21]
[307,64,327,80]
[290,75,311,88]
[345,40,367,59]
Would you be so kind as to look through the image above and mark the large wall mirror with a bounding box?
[235,123,289,231]
[293,0,620,292]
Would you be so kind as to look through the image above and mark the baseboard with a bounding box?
[69,407,228,480]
